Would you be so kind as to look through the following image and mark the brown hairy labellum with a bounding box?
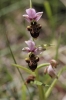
[27,21,41,38]
[25,52,39,71]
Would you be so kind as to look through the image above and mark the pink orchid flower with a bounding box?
[22,39,43,55]
[44,65,58,79]
[23,8,43,22]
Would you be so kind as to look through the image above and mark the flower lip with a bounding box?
[23,8,43,22]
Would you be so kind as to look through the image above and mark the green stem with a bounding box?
[55,33,61,60]
[35,69,46,100]
[45,66,66,98]
[30,0,32,8]
[37,63,49,69]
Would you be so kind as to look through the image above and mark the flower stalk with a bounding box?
[35,69,46,100]
[30,0,32,8]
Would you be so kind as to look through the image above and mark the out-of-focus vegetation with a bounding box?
[0,0,66,100]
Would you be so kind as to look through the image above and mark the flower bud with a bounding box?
[50,59,58,68]
[26,75,35,84]
[44,65,58,79]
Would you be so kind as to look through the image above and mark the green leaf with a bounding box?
[21,84,26,100]
[32,80,43,86]
[45,84,49,87]
[12,64,36,76]
[31,80,49,87]
[37,63,49,69]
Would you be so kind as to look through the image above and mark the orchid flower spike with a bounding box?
[23,8,43,22]
[22,38,44,55]
[44,65,58,79]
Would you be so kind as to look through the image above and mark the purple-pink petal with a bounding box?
[47,65,54,74]
[25,40,35,51]
[22,47,30,52]
[35,12,43,21]
[26,8,36,18]
[34,47,43,55]
[23,14,30,22]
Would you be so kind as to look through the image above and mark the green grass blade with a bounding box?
[0,1,26,17]
[55,33,61,60]
[44,1,54,27]
[44,1,52,20]
[2,22,31,96]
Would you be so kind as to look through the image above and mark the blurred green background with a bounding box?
[0,0,66,100]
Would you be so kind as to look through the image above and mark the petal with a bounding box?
[47,65,58,78]
[23,14,30,22]
[25,39,35,51]
[26,8,36,18]
[35,12,43,21]
[34,46,43,55]
[22,47,30,52]
[47,65,54,74]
